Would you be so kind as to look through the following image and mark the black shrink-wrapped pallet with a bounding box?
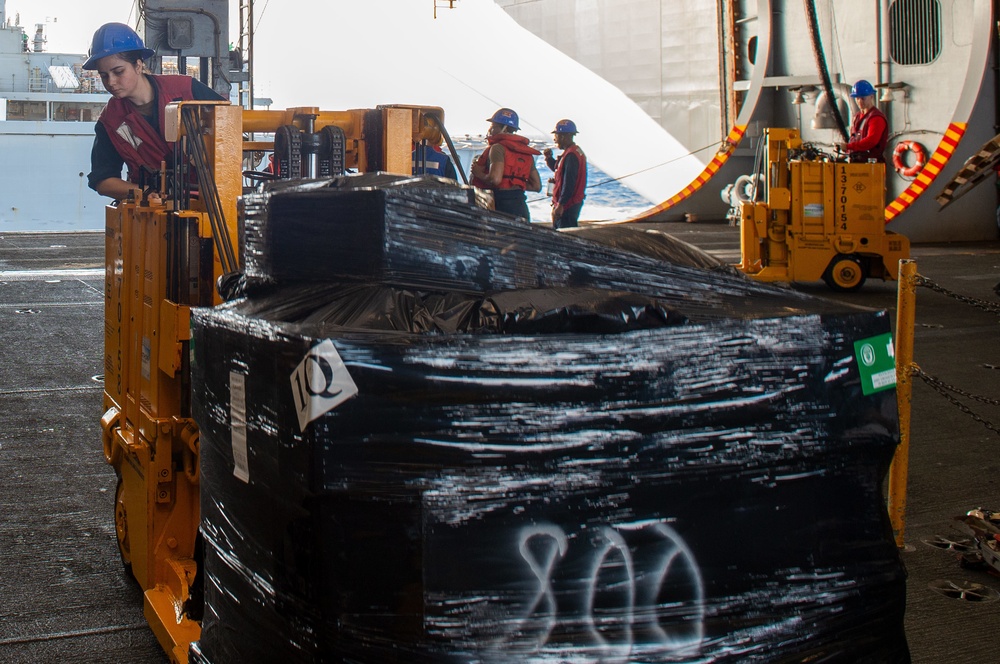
[189,176,908,663]
[239,174,838,322]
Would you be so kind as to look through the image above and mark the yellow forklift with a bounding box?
[735,127,910,291]
[100,100,448,662]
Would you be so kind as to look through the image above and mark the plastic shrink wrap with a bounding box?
[189,176,908,663]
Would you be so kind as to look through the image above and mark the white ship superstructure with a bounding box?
[497,0,998,242]
[0,2,110,231]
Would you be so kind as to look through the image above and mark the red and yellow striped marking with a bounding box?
[626,124,747,223]
[884,122,966,223]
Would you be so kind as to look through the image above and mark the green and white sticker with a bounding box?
[804,203,825,218]
[854,333,896,395]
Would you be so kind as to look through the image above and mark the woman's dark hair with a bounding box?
[117,49,148,65]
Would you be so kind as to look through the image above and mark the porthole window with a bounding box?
[888,0,942,65]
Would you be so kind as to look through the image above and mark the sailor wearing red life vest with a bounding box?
[542,119,587,229]
[83,22,226,201]
[835,80,889,163]
[470,108,542,221]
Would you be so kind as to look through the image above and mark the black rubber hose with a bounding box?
[804,0,849,142]
[182,107,238,276]
[425,113,469,185]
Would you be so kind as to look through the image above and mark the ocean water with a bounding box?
[13,144,651,233]
[451,146,653,224]
[528,157,652,224]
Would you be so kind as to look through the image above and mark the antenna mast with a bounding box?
[238,0,254,109]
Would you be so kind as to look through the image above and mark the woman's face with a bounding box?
[95,55,143,100]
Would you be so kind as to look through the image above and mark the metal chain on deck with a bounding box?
[912,366,1000,437]
[915,275,1000,316]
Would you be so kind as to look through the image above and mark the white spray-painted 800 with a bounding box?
[495,521,704,662]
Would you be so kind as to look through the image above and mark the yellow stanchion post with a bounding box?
[889,259,917,548]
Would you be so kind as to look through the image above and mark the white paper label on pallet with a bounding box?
[230,371,250,483]
[290,339,359,432]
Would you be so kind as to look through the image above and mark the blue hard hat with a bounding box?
[487,108,520,130]
[552,119,578,134]
[83,23,154,70]
[850,80,876,98]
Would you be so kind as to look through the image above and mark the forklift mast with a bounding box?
[100,100,447,663]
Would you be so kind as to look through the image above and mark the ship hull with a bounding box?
[497,0,998,242]
[0,12,110,233]
[0,122,106,231]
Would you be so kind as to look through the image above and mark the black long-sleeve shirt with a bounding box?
[87,77,224,191]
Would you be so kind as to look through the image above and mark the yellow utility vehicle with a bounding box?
[736,127,910,291]
[100,101,447,662]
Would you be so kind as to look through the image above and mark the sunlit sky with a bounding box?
[7,0,706,205]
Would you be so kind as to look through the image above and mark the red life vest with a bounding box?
[847,106,889,163]
[471,133,540,190]
[97,75,197,183]
[552,143,587,207]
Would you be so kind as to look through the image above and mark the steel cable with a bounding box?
[916,274,1000,317]
[181,106,238,276]
[907,274,1000,436]
[913,366,1000,437]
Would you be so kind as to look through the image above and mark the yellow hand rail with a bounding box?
[888,259,917,548]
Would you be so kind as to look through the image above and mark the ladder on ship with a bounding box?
[28,67,47,93]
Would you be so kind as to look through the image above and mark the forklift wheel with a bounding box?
[823,255,866,292]
[114,477,133,572]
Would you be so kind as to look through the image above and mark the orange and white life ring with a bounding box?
[892,140,927,177]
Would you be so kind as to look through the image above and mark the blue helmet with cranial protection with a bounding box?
[83,23,154,70]
[487,108,520,131]
[552,119,578,134]
[850,80,876,98]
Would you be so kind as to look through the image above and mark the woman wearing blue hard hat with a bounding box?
[84,22,225,200]
[470,107,542,221]
[835,79,888,163]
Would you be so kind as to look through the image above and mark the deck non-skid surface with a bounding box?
[0,231,165,662]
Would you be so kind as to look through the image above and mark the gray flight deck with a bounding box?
[1,222,998,663]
